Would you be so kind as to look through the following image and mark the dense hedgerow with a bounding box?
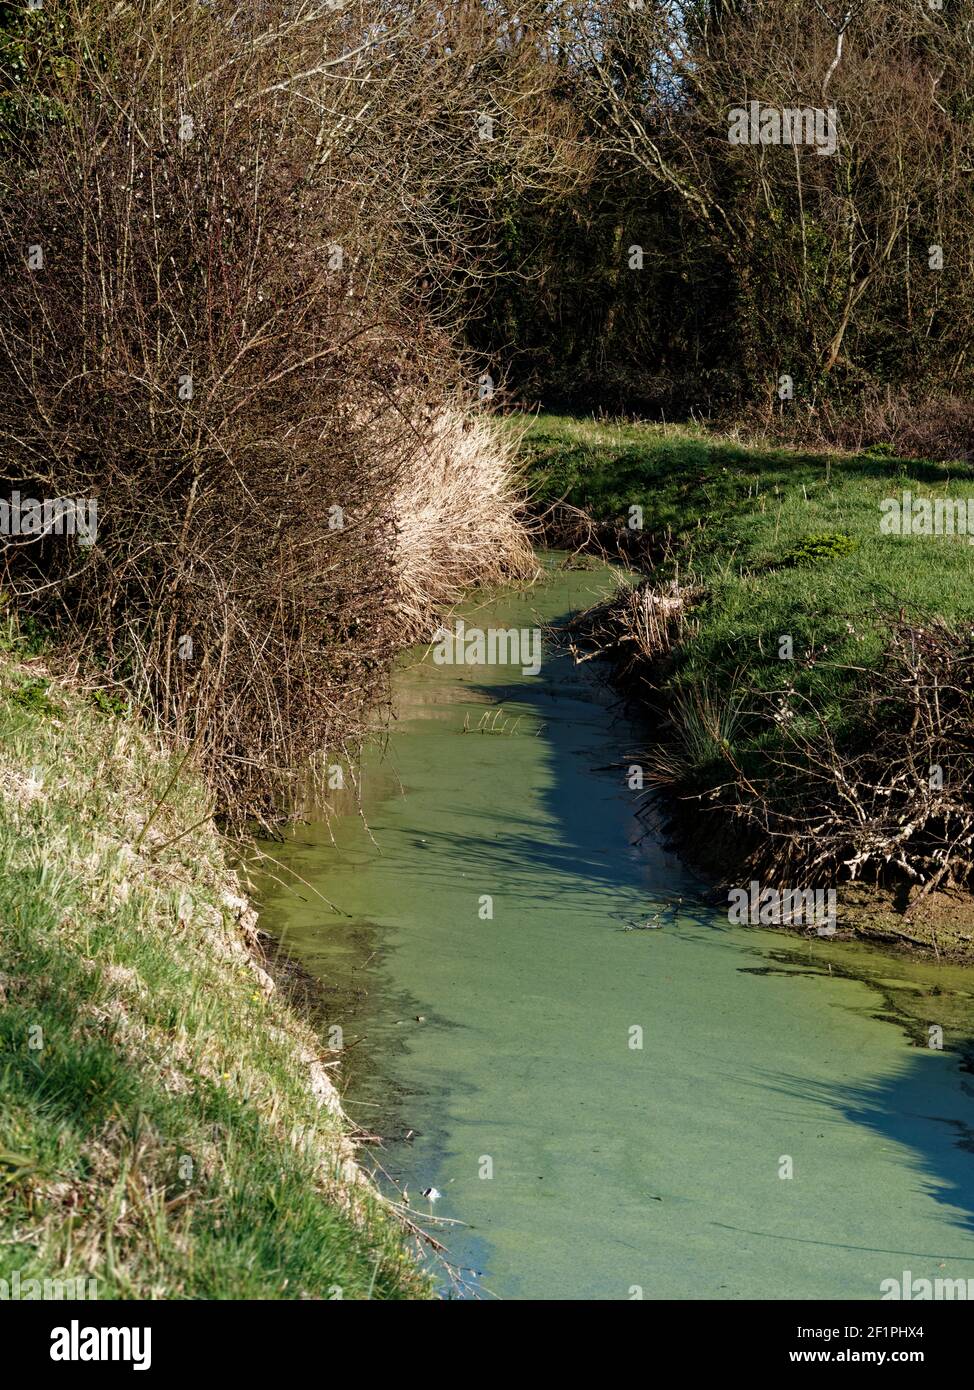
[0,2,546,818]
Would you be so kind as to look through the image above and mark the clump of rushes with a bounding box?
[0,643,430,1298]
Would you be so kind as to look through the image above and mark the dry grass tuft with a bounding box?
[392,405,536,639]
[565,578,702,684]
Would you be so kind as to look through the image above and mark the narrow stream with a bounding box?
[259,556,974,1300]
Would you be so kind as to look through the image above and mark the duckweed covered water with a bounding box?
[259,558,974,1300]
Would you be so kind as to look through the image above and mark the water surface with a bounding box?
[259,558,974,1300]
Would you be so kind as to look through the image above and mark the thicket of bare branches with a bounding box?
[726,619,974,911]
[0,1,569,818]
[572,580,974,908]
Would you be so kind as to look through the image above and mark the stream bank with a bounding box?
[0,648,426,1299]
[520,413,974,961]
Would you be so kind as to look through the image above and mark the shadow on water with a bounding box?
[440,664,690,902]
[755,1061,974,1246]
[452,602,974,1250]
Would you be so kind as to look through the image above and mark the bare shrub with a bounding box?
[568,581,974,913]
[0,2,534,820]
[832,391,974,463]
[731,388,974,462]
[565,578,702,684]
[708,619,974,913]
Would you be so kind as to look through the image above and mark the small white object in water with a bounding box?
[422,1187,441,1202]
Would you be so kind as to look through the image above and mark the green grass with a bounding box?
[521,414,974,783]
[0,633,428,1299]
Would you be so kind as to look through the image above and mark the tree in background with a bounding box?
[465,0,974,452]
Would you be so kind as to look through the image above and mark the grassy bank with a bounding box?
[520,414,974,956]
[0,627,428,1299]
